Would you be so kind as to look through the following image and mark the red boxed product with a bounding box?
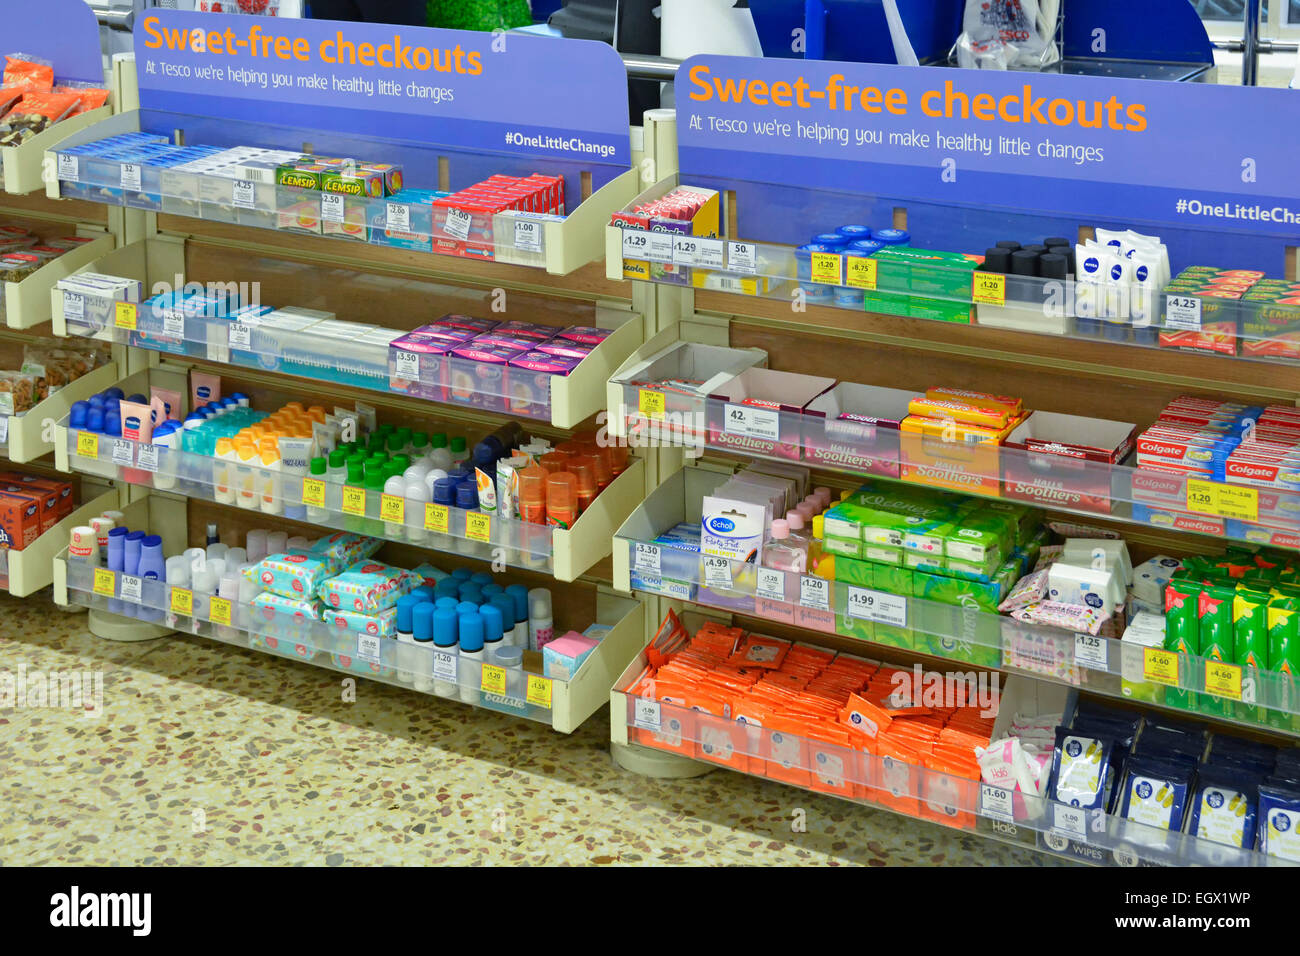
[1001,411,1137,514]
[0,489,42,550]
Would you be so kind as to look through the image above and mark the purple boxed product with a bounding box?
[556,326,613,345]
[388,327,453,401]
[536,339,595,359]
[495,320,557,341]
[468,333,539,352]
[505,351,582,418]
[435,314,499,334]
[446,342,520,412]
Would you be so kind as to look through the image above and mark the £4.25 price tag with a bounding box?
[979,783,1015,824]
[1165,294,1202,331]
[703,555,733,590]
[800,575,830,611]
[633,697,661,731]
[846,587,907,627]
[756,567,786,603]
[633,542,661,574]
[723,402,780,442]
[232,180,256,210]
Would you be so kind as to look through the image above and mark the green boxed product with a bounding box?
[823,535,861,559]
[872,246,979,300]
[321,167,385,199]
[979,498,1041,545]
[946,554,1002,583]
[915,593,1000,668]
[1233,588,1270,724]
[835,557,875,642]
[834,556,875,589]
[1163,578,1201,711]
[873,564,915,650]
[905,550,945,574]
[276,162,326,191]
[995,560,1020,600]
[863,289,973,324]
[861,544,904,565]
[914,566,1001,612]
[944,509,1016,565]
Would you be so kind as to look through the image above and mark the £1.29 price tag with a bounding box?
[622,229,672,264]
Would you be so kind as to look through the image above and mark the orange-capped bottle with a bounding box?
[565,455,599,511]
[545,472,579,529]
[518,463,549,524]
[538,451,571,475]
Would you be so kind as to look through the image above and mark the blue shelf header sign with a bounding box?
[677,55,1300,237]
[6,0,105,86]
[134,11,631,168]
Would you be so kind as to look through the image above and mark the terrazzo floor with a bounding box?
[0,592,1066,866]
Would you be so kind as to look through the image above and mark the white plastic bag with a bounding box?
[957,0,1061,71]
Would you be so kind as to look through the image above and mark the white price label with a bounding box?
[727,241,757,275]
[633,542,661,574]
[672,235,725,269]
[111,438,134,468]
[443,207,472,240]
[356,633,382,664]
[228,322,252,350]
[0,416,7,444]
[57,153,79,183]
[703,555,733,590]
[846,587,907,627]
[433,651,458,682]
[62,291,85,320]
[756,567,786,602]
[1052,803,1088,839]
[799,575,830,611]
[232,179,256,210]
[320,192,345,223]
[393,350,420,381]
[1165,295,1202,332]
[161,309,186,338]
[979,783,1015,824]
[385,202,411,233]
[621,229,673,263]
[1074,633,1108,671]
[120,162,142,192]
[135,443,160,473]
[723,402,780,442]
[119,574,143,605]
[633,697,662,731]
[513,218,543,253]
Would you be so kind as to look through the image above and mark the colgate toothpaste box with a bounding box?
[1135,426,1237,477]
[1002,411,1136,514]
[706,367,835,461]
[802,382,916,478]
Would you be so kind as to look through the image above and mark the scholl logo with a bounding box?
[705,516,736,534]
[1083,256,1100,275]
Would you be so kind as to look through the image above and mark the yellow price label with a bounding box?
[810,252,843,285]
[1143,647,1180,687]
[845,256,878,290]
[209,596,232,627]
[526,674,553,709]
[380,493,405,524]
[301,478,326,508]
[972,271,1006,306]
[114,301,138,331]
[76,430,99,459]
[638,388,665,420]
[341,485,366,517]
[424,503,449,534]
[466,511,491,543]
[1186,478,1258,523]
[92,567,115,597]
[170,587,193,617]
[1205,660,1243,700]
[480,663,507,695]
